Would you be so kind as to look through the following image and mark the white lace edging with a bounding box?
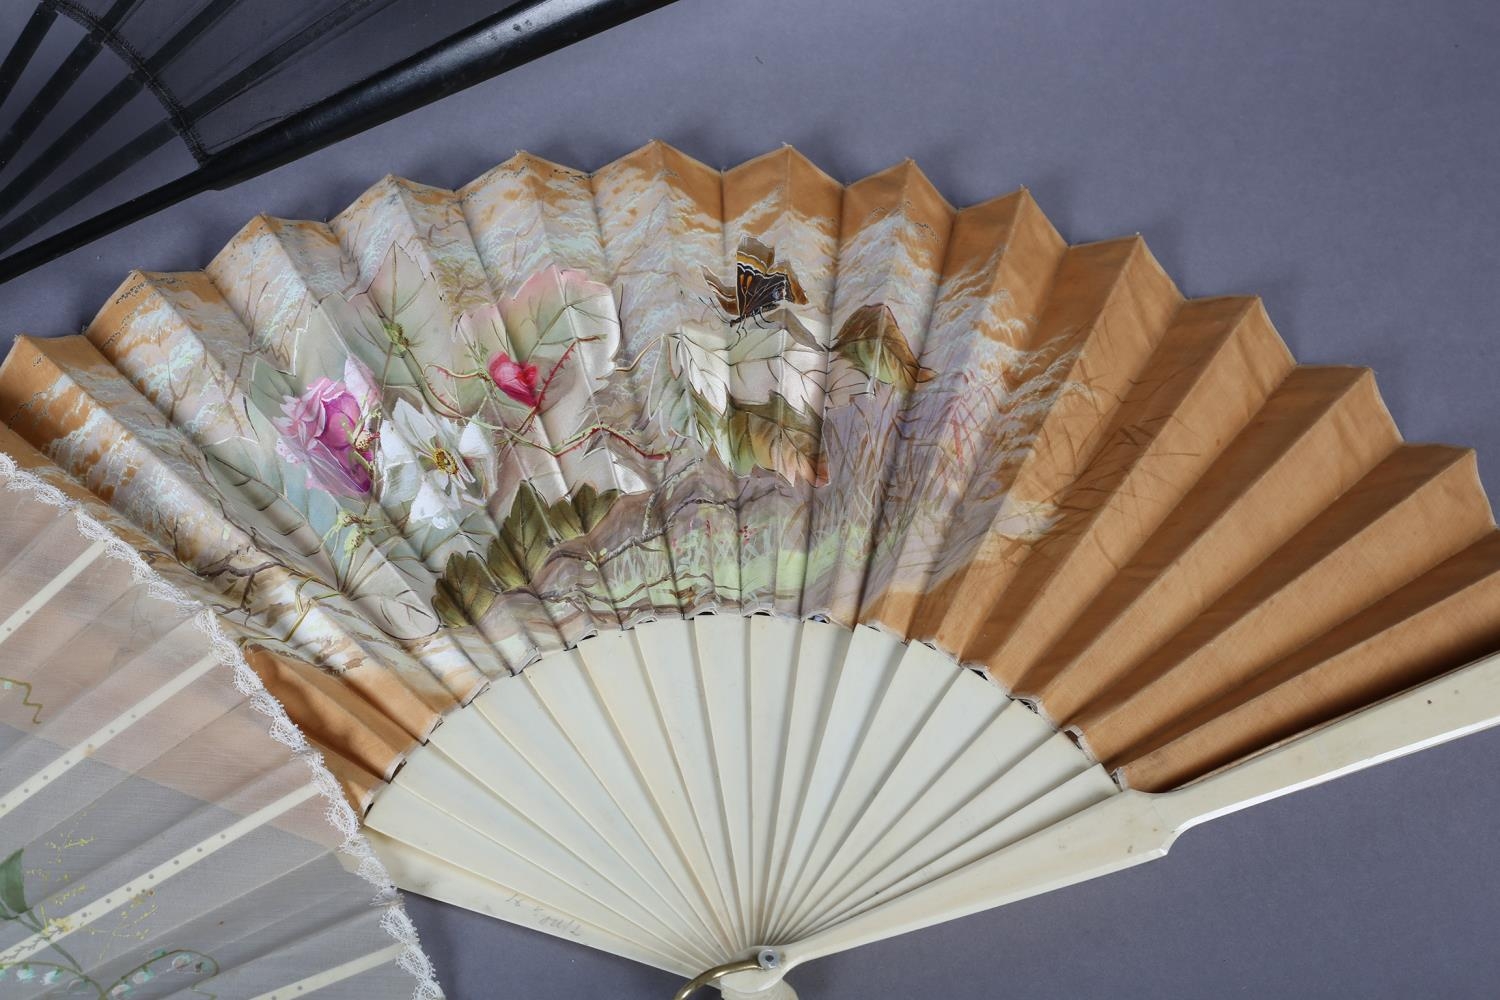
[0,455,444,1000]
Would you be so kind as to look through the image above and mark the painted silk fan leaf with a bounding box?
[831,302,934,394]
[496,269,620,399]
[432,551,498,628]
[8,143,1500,1000]
[489,267,647,514]
[496,482,570,583]
[657,309,826,483]
[726,314,825,413]
[433,481,622,626]
[728,396,821,483]
[668,324,731,417]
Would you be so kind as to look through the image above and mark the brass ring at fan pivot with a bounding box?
[671,958,766,1000]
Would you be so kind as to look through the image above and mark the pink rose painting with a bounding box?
[274,360,379,497]
[487,351,541,407]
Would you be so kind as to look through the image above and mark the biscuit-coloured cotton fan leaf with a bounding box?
[3,143,1499,998]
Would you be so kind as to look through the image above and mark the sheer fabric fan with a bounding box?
[0,431,438,998]
[1,142,1497,997]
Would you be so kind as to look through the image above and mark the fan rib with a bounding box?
[369,761,713,969]
[693,615,758,947]
[629,620,754,950]
[242,941,409,1000]
[474,668,732,959]
[148,857,393,997]
[430,701,727,961]
[5,784,317,963]
[773,639,960,938]
[760,624,855,940]
[429,707,726,959]
[0,537,105,640]
[0,653,216,819]
[806,759,1116,938]
[367,829,697,976]
[537,642,741,954]
[377,776,710,967]
[564,635,742,956]
[763,627,905,942]
[787,697,1046,936]
[747,615,805,942]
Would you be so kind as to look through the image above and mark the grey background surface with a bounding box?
[2,1,1499,997]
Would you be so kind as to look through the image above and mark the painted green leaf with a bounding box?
[432,552,497,628]
[728,397,822,484]
[439,482,625,620]
[571,484,622,532]
[691,389,726,451]
[653,375,715,448]
[498,267,621,380]
[382,318,409,356]
[484,537,529,593]
[545,491,585,540]
[0,848,27,920]
[668,323,731,416]
[499,484,559,580]
[832,302,934,392]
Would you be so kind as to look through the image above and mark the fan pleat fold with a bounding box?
[806,160,954,625]
[966,296,1294,672]
[0,467,425,998]
[4,141,1500,982]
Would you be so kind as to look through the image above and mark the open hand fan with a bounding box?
[0,432,438,998]
[1,142,1497,997]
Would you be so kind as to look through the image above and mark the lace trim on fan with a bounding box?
[0,454,444,1000]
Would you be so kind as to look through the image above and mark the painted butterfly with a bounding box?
[704,236,809,325]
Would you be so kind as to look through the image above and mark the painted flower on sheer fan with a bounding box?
[273,358,380,498]
[0,846,218,997]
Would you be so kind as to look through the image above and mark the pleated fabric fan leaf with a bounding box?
[2,142,1498,997]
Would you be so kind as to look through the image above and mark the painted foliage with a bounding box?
[0,146,1088,709]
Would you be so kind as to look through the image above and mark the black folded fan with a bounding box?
[0,0,675,280]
